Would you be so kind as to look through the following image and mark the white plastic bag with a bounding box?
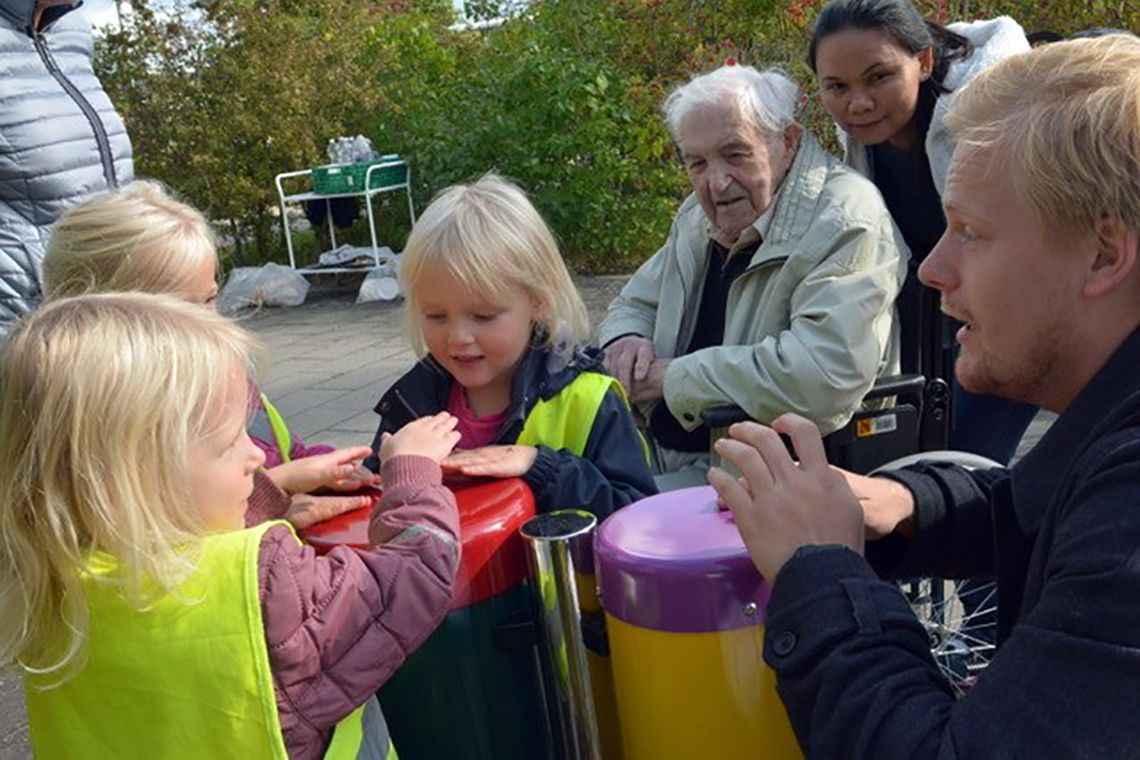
[218,263,310,314]
[326,135,377,165]
[356,255,402,303]
[318,244,379,268]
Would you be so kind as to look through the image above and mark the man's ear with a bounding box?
[783,123,802,156]
[1084,215,1138,298]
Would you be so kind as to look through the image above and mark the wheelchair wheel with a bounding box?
[902,577,997,695]
[873,451,1004,696]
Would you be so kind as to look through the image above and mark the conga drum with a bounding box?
[594,486,801,759]
[302,477,555,759]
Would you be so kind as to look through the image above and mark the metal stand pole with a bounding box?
[520,510,603,760]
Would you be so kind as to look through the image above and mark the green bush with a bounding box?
[98,0,1135,274]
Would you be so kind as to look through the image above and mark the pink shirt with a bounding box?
[447,383,507,450]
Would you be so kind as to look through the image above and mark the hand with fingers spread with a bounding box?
[442,444,539,478]
[379,412,462,465]
[603,335,656,396]
[285,491,376,529]
[708,413,864,583]
[266,446,380,495]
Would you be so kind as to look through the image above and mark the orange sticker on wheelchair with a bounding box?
[856,415,898,438]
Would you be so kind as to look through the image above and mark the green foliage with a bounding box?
[96,0,1136,273]
[97,0,435,266]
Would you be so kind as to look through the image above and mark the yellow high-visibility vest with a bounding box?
[24,522,380,759]
[252,393,294,463]
[517,370,647,462]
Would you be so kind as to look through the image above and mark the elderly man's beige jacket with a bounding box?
[597,134,909,437]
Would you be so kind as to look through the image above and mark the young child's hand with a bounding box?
[442,445,538,478]
[379,412,461,464]
[265,446,380,495]
[285,491,375,529]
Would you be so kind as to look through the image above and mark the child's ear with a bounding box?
[530,295,548,323]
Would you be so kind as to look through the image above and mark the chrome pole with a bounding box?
[520,510,603,760]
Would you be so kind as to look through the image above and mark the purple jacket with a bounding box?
[249,456,460,758]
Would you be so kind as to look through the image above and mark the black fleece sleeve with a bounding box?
[763,436,1140,759]
[865,462,1007,581]
[522,389,657,519]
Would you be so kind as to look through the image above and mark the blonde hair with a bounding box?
[43,180,217,300]
[945,34,1140,243]
[399,173,590,354]
[0,293,258,684]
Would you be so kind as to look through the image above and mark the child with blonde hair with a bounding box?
[46,180,330,466]
[367,173,655,517]
[44,180,377,527]
[0,292,461,758]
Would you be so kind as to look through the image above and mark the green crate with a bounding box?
[312,156,407,195]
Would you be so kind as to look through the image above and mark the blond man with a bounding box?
[713,35,1140,755]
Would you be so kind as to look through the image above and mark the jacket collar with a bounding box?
[742,133,831,272]
[0,0,79,30]
[762,133,830,246]
[1010,325,1140,531]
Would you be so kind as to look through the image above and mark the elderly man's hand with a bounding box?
[629,358,671,405]
[708,414,864,583]
[604,335,655,396]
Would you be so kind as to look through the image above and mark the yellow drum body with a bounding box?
[594,487,802,760]
[605,614,798,758]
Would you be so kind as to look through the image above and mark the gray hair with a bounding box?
[662,65,800,142]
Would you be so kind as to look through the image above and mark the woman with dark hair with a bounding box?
[809,0,1035,464]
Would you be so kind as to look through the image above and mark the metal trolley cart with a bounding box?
[273,156,416,275]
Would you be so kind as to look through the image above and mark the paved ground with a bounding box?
[0,274,1053,757]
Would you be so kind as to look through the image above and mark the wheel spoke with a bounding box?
[902,577,998,697]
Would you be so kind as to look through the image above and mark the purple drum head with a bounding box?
[594,486,771,633]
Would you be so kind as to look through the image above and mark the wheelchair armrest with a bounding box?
[862,373,926,403]
[700,405,751,428]
[700,373,926,429]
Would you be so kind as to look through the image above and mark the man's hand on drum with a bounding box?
[708,413,864,583]
[837,468,918,540]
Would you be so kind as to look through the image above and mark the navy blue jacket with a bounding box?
[365,345,656,520]
[762,325,1140,758]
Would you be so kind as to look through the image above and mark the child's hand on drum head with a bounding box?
[266,446,380,495]
[380,412,461,465]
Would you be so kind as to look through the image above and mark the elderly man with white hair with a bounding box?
[599,63,908,488]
